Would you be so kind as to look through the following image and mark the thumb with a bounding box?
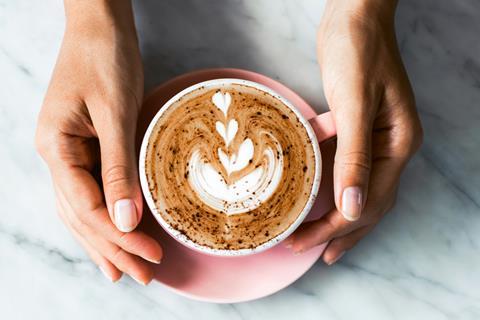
[94,108,143,233]
[331,100,373,222]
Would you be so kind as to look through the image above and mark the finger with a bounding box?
[289,141,405,253]
[74,224,154,285]
[289,207,362,253]
[72,227,123,282]
[90,102,143,233]
[329,85,379,221]
[290,154,402,253]
[81,229,154,285]
[52,166,162,264]
[54,193,122,282]
[322,225,373,265]
[56,197,123,282]
[55,183,155,285]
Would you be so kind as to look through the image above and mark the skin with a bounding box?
[288,0,423,264]
[36,0,422,283]
[36,0,162,284]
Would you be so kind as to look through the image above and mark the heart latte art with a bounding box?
[188,91,284,215]
[144,84,317,250]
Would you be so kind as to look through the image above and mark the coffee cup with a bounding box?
[139,78,335,256]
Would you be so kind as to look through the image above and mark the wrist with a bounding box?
[64,0,137,40]
[324,0,397,27]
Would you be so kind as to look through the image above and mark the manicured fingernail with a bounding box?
[99,266,114,282]
[130,274,148,286]
[145,257,162,264]
[327,251,345,265]
[341,186,362,221]
[114,199,138,232]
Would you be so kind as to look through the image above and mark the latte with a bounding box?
[143,83,317,250]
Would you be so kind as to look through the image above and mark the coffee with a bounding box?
[143,83,316,250]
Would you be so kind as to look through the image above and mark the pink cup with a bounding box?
[139,78,336,256]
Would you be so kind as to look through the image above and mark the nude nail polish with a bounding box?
[145,257,162,264]
[99,266,114,282]
[130,274,148,286]
[114,199,138,232]
[327,251,345,265]
[341,186,362,221]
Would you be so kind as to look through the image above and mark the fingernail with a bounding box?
[130,274,148,286]
[145,257,162,264]
[114,199,138,232]
[327,251,345,265]
[99,266,114,282]
[341,186,362,221]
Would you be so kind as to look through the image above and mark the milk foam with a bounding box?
[144,84,317,250]
[188,92,284,215]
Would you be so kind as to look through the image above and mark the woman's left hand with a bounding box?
[288,0,423,264]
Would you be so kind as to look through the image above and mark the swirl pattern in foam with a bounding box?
[188,92,284,215]
[144,83,316,250]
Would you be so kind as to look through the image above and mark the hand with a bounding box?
[288,0,423,264]
[35,0,162,284]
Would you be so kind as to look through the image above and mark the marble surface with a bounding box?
[1,0,479,319]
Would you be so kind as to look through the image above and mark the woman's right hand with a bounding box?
[35,0,162,284]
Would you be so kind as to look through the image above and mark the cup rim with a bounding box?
[139,78,322,256]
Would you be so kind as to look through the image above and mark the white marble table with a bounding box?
[1,0,479,319]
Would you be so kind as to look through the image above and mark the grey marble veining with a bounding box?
[0,0,479,319]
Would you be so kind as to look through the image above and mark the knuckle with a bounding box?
[70,214,91,234]
[103,164,135,187]
[38,135,67,165]
[325,211,351,235]
[93,94,138,124]
[117,232,132,248]
[395,119,424,158]
[75,206,104,232]
[323,215,339,235]
[335,150,371,173]
[35,119,65,163]
[34,122,52,158]
[34,130,47,157]
[110,246,125,266]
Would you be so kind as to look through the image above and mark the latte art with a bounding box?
[144,83,317,250]
[188,92,284,215]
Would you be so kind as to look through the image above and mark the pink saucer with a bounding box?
[136,68,336,303]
